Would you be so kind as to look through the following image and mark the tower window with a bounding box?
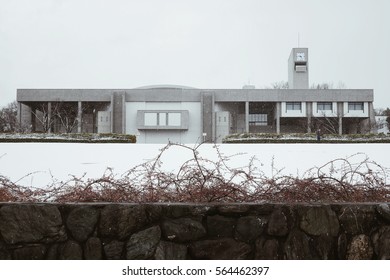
[295,65,307,72]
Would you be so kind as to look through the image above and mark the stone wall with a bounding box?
[0,203,389,260]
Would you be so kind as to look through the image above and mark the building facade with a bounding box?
[375,116,389,134]
[17,48,375,143]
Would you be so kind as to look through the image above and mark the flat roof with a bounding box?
[17,88,374,103]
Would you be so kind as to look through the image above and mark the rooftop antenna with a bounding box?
[298,32,300,47]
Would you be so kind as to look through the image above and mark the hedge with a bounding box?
[223,133,390,144]
[0,133,136,143]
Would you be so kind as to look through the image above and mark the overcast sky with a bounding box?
[1,0,389,108]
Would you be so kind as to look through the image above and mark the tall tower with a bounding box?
[288,48,309,89]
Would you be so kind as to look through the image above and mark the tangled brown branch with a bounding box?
[1,143,389,203]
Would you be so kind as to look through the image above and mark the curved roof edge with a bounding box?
[134,84,198,90]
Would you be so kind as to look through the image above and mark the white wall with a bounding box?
[375,116,389,134]
[215,111,231,143]
[343,102,369,117]
[281,102,307,117]
[126,102,202,143]
[97,111,111,133]
[312,102,338,117]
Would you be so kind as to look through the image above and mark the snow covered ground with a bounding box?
[0,143,389,188]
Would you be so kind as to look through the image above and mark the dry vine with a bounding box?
[0,143,389,203]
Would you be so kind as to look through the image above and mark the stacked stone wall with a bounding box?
[0,203,389,260]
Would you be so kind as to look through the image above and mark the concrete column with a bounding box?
[48,102,52,133]
[77,101,82,133]
[110,94,114,133]
[338,102,343,135]
[31,107,36,132]
[19,103,32,131]
[276,102,281,134]
[245,101,249,133]
[201,92,214,142]
[338,117,343,135]
[122,93,126,134]
[306,102,312,133]
[368,102,376,133]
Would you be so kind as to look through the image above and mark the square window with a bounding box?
[317,102,332,111]
[168,113,181,126]
[286,102,301,111]
[158,113,167,126]
[348,102,364,111]
[249,114,267,126]
[144,113,157,126]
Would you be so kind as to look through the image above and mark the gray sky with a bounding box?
[1,0,389,108]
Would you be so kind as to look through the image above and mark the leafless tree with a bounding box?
[310,81,347,90]
[312,111,343,134]
[31,102,59,133]
[53,102,79,133]
[265,81,289,89]
[0,101,18,132]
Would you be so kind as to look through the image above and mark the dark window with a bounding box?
[317,102,332,111]
[348,102,364,111]
[286,102,302,111]
[249,114,268,126]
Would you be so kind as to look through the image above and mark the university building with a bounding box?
[17,48,375,143]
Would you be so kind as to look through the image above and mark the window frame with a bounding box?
[317,102,333,112]
[348,102,364,112]
[249,113,268,126]
[286,102,302,112]
[137,110,188,130]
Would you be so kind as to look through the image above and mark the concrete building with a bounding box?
[375,116,389,134]
[17,48,375,143]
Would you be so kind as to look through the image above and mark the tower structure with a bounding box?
[288,48,309,89]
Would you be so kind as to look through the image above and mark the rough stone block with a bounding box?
[126,226,161,260]
[189,238,252,260]
[12,244,46,260]
[346,234,373,260]
[372,226,390,260]
[161,218,206,242]
[84,237,102,260]
[66,206,99,242]
[235,216,267,243]
[338,205,376,235]
[284,229,314,260]
[376,204,390,223]
[58,240,83,260]
[99,205,147,240]
[103,240,124,260]
[267,208,289,236]
[218,205,250,215]
[299,206,339,237]
[0,205,66,244]
[154,241,188,260]
[0,241,11,259]
[207,215,236,238]
[255,237,280,260]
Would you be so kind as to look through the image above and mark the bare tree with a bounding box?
[312,111,342,134]
[310,81,347,90]
[265,81,289,89]
[54,102,79,133]
[31,103,58,133]
[0,101,18,132]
